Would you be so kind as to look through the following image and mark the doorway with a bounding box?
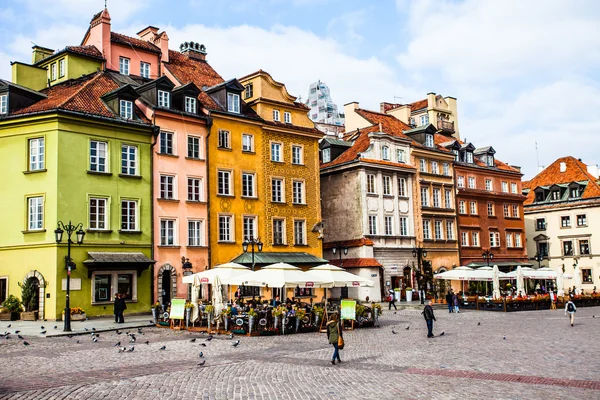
[161,270,171,306]
[0,278,7,304]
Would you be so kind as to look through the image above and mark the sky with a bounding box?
[1,0,599,179]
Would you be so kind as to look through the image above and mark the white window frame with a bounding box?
[368,215,377,235]
[420,114,429,126]
[218,214,233,242]
[420,187,429,207]
[119,100,133,119]
[471,231,479,247]
[381,145,390,161]
[457,176,465,188]
[434,220,443,240]
[160,219,177,246]
[503,204,510,218]
[511,182,518,194]
[384,216,394,236]
[121,144,138,176]
[27,196,44,231]
[51,63,57,80]
[271,142,282,162]
[292,180,305,204]
[487,202,495,216]
[423,219,431,240]
[383,176,392,196]
[159,131,174,155]
[242,134,254,152]
[271,178,284,203]
[187,177,203,202]
[398,178,407,197]
[185,96,196,113]
[243,215,257,240]
[273,218,286,245]
[227,92,240,113]
[396,149,405,163]
[432,188,441,208]
[188,219,204,246]
[367,174,376,194]
[59,59,65,78]
[489,231,500,248]
[425,134,434,148]
[468,176,475,189]
[469,201,477,215]
[140,61,150,79]
[442,162,450,176]
[461,231,469,246]
[431,161,439,174]
[502,181,508,193]
[90,140,108,172]
[284,111,292,124]
[0,94,7,114]
[512,204,519,218]
[506,232,513,248]
[576,214,587,227]
[446,221,454,240]
[29,137,45,171]
[120,200,138,231]
[485,179,493,191]
[322,148,331,163]
[445,189,452,209]
[244,83,253,99]
[294,219,306,245]
[217,170,233,196]
[89,197,108,230]
[515,233,521,247]
[273,109,280,121]
[399,217,408,236]
[466,152,474,163]
[158,90,170,108]
[91,270,138,304]
[419,159,427,172]
[187,135,201,159]
[159,174,176,200]
[242,172,256,198]
[459,200,466,214]
[292,145,303,165]
[119,57,130,75]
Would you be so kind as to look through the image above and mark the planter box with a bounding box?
[21,311,39,321]
[63,312,86,321]
[0,312,20,321]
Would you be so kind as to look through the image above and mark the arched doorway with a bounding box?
[161,270,171,305]
[157,263,177,306]
[22,271,45,320]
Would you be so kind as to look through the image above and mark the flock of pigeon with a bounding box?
[0,323,60,346]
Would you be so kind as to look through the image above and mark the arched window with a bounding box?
[381,145,390,160]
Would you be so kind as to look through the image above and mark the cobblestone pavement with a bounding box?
[1,307,599,399]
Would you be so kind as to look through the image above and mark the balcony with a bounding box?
[437,120,455,133]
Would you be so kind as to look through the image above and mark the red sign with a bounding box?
[200,277,209,283]
[305,282,314,287]
[352,281,360,287]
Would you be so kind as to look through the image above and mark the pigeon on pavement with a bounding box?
[144,341,149,345]
[14,330,20,334]
[18,335,24,340]
[127,346,135,352]
[40,331,46,335]
[440,332,445,336]
[206,335,213,341]
[200,343,206,347]
[190,338,196,342]
[199,351,204,358]
[6,324,11,328]
[40,326,45,329]
[159,345,166,350]
[198,360,206,366]
[232,340,240,347]
[405,327,409,330]
[114,341,121,347]
[392,329,397,334]
[53,326,57,329]
[478,322,481,326]
[23,341,30,346]
[228,333,234,339]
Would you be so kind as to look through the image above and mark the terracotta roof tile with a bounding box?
[320,126,376,168]
[355,109,413,140]
[438,135,520,171]
[410,98,428,111]
[523,156,600,204]
[329,258,382,268]
[323,238,375,249]
[111,32,161,54]
[65,45,104,59]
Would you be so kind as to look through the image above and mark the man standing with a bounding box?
[565,296,577,327]
[445,290,453,313]
[113,293,121,323]
[423,300,436,338]
[118,293,127,323]
[388,288,397,310]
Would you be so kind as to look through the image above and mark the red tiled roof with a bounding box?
[380,102,402,113]
[355,109,412,140]
[329,258,382,268]
[523,156,600,204]
[321,125,377,168]
[410,98,428,111]
[111,32,161,54]
[438,135,520,171]
[165,50,224,110]
[65,45,104,59]
[323,238,375,249]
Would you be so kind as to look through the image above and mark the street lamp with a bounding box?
[242,236,263,271]
[482,249,494,267]
[54,221,85,332]
[531,253,544,269]
[412,247,428,304]
[331,244,349,266]
[182,257,193,276]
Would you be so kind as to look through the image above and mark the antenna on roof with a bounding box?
[393,95,403,103]
[535,141,541,169]
[104,0,108,8]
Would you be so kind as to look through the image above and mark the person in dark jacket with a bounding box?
[445,290,453,313]
[113,293,121,323]
[326,313,342,365]
[423,300,436,338]
[118,293,127,323]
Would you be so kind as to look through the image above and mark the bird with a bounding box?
[130,334,136,343]
[137,327,143,334]
[92,327,96,331]
[40,326,45,329]
[199,352,204,358]
[67,334,73,339]
[6,324,11,328]
[503,336,506,340]
[190,338,196,343]
[23,341,30,346]
[114,341,121,347]
[593,315,595,318]
[127,346,135,352]
[478,322,481,326]
[206,335,213,341]
[18,335,24,340]
[53,326,57,329]
[92,337,98,343]
[392,329,397,334]
[76,340,81,344]
[159,345,166,350]
[200,331,206,335]
[14,330,20,334]
[144,340,149,345]
[118,346,126,353]
[149,320,154,324]
[40,331,47,335]
[405,326,409,330]
[232,340,240,347]
[440,332,445,336]
[200,343,207,347]
[394,312,397,315]
[84,328,89,332]
[198,360,206,366]
[228,333,234,340]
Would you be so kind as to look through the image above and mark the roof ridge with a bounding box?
[571,156,600,191]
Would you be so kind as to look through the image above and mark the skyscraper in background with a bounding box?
[305,81,345,135]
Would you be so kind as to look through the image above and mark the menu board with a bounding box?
[340,299,356,320]
[169,298,186,320]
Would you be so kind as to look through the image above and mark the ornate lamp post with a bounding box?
[412,247,428,304]
[331,244,349,266]
[242,236,263,271]
[54,221,85,332]
[482,249,494,267]
[182,257,193,276]
[531,253,544,269]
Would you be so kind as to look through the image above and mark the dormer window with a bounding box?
[486,155,494,167]
[322,148,331,163]
[420,114,429,126]
[119,100,133,119]
[551,190,561,200]
[453,149,459,161]
[185,96,196,113]
[381,145,390,160]
[158,90,170,108]
[425,134,434,148]
[227,92,240,113]
[396,149,405,163]
[0,94,7,114]
[244,83,253,99]
[570,187,581,198]
[466,152,473,163]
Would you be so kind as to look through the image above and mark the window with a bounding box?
[562,240,573,256]
[420,187,429,207]
[445,189,452,209]
[218,130,230,149]
[160,175,175,199]
[471,231,479,247]
[419,159,427,172]
[425,134,434,147]
[385,216,394,235]
[51,63,57,80]
[486,155,494,167]
[538,242,549,257]
[218,215,232,242]
[121,145,137,175]
[514,233,521,247]
[273,219,285,244]
[432,188,441,208]
[383,176,392,196]
[27,196,43,230]
[89,198,107,230]
[434,220,443,240]
[94,274,111,302]
[431,161,439,174]
[284,112,292,124]
[158,90,170,108]
[59,59,65,77]
[397,149,405,163]
[160,219,176,246]
[561,216,571,228]
[242,134,254,152]
[271,178,284,202]
[217,170,232,196]
[489,231,500,247]
[579,239,590,255]
[503,204,510,218]
[185,96,196,113]
[322,148,331,163]
[487,202,495,216]
[468,176,475,189]
[466,152,473,163]
[469,201,477,215]
[512,205,519,218]
[227,92,240,113]
[121,200,137,231]
[502,181,508,193]
[381,145,390,160]
[423,219,431,239]
[551,191,561,201]
[0,94,7,114]
[445,221,454,240]
[294,220,306,245]
[399,217,408,236]
[506,233,513,248]
[243,216,256,240]
[459,200,466,214]
[160,131,173,155]
[420,114,429,126]
[461,232,469,246]
[29,138,45,171]
[536,218,546,230]
[187,136,201,159]
[367,174,376,194]
[244,83,253,99]
[511,183,518,194]
[292,180,305,204]
[442,163,450,176]
[485,179,492,191]
[188,177,202,201]
[140,62,150,79]
[242,173,255,197]
[271,142,282,162]
[577,214,587,227]
[457,176,465,188]
[582,268,593,283]
[398,178,407,197]
[292,145,303,165]
[90,140,107,172]
[119,100,133,119]
[410,117,415,126]
[188,220,204,246]
[570,187,581,198]
[273,110,280,121]
[119,57,130,75]
[368,215,377,235]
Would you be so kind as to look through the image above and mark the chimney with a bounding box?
[426,92,436,109]
[560,162,567,173]
[587,164,599,179]
[137,26,159,41]
[31,45,54,64]
[180,42,206,61]
[86,8,111,68]
[156,32,169,63]
[510,165,522,172]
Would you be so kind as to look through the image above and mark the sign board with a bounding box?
[200,277,209,283]
[169,298,186,320]
[352,281,360,287]
[371,274,378,277]
[62,278,81,291]
[305,282,314,287]
[340,299,356,320]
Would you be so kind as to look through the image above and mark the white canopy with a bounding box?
[434,266,508,281]
[212,275,225,317]
[234,262,332,288]
[308,264,374,288]
[573,265,583,295]
[182,262,250,285]
[515,266,526,296]
[492,265,501,299]
[505,267,558,280]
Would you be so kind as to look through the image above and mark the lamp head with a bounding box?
[343,247,348,255]
[76,228,86,245]
[242,238,249,253]
[54,226,64,244]
[332,247,337,255]
[257,240,263,252]
[422,250,427,258]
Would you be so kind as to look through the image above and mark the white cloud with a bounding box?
[326,9,366,46]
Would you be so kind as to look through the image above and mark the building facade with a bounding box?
[305,81,345,129]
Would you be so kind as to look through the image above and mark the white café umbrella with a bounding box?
[516,266,526,296]
[234,262,332,288]
[556,271,565,297]
[212,275,225,317]
[433,266,474,280]
[492,265,501,299]
[573,265,583,295]
[308,264,374,288]
[190,275,200,322]
[182,262,250,285]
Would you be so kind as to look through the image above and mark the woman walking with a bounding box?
[453,292,460,313]
[326,313,342,365]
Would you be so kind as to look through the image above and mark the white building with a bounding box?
[305,81,345,130]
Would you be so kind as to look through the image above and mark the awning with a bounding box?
[83,252,155,277]
[465,261,533,270]
[229,252,327,268]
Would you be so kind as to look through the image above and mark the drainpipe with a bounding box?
[205,113,213,270]
[150,122,160,305]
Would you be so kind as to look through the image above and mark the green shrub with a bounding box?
[2,295,23,313]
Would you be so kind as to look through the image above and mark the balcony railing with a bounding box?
[437,120,455,133]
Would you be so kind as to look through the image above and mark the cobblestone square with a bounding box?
[1,307,599,400]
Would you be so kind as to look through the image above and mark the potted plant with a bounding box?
[205,305,214,330]
[312,305,324,326]
[152,301,161,323]
[272,306,284,329]
[248,308,258,334]
[372,302,382,323]
[1,295,23,321]
[394,287,401,302]
[222,307,232,332]
[184,302,194,328]
[68,307,86,321]
[405,287,413,302]
[295,308,306,332]
[18,279,39,321]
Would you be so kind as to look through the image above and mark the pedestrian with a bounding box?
[388,288,397,310]
[565,296,577,327]
[550,292,557,310]
[113,293,121,323]
[423,300,436,338]
[326,313,342,365]
[445,290,453,313]
[453,292,460,313]
[118,293,127,323]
